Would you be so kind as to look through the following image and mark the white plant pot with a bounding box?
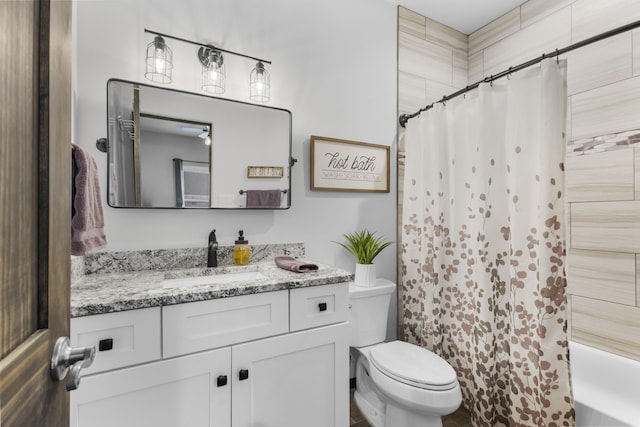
[354,263,376,287]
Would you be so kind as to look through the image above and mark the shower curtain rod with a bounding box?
[398,18,640,128]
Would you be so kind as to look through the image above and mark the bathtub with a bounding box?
[570,341,640,426]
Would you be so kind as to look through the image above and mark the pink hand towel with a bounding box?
[274,256,319,273]
[71,144,107,255]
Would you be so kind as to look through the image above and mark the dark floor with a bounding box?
[350,388,472,427]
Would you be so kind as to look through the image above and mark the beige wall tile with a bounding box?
[469,8,520,56]
[635,149,640,200]
[571,201,640,252]
[399,6,425,40]
[521,0,575,28]
[398,71,427,115]
[571,76,640,140]
[572,295,640,361]
[483,7,570,77]
[399,32,452,83]
[634,29,640,76]
[566,295,572,340]
[567,249,636,305]
[636,255,640,307]
[572,0,640,43]
[566,101,572,144]
[565,33,632,95]
[468,51,483,82]
[452,50,468,88]
[565,149,634,202]
[425,17,467,54]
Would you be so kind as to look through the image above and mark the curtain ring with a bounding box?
[507,67,512,80]
[555,48,560,63]
[490,75,494,87]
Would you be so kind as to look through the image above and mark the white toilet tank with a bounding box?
[348,279,395,347]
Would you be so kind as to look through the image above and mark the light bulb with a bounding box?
[145,36,172,84]
[200,47,225,94]
[250,61,270,102]
[155,56,166,74]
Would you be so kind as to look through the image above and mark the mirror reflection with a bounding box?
[106,79,292,209]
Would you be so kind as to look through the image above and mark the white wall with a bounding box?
[73,0,398,281]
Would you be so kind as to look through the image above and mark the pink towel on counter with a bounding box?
[274,256,319,273]
[71,144,107,255]
[246,190,282,208]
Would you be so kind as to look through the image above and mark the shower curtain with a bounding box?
[401,59,574,426]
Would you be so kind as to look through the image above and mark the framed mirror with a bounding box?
[106,79,292,209]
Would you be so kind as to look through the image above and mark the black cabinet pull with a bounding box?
[98,338,113,351]
[318,302,327,312]
[239,369,249,381]
[217,375,228,387]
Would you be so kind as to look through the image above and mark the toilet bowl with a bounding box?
[349,280,461,427]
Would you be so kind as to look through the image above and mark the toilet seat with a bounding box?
[369,341,458,391]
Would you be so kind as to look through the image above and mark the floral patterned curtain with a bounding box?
[401,59,574,426]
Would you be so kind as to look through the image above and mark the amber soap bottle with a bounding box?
[233,230,251,266]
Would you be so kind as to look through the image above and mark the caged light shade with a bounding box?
[250,61,270,102]
[199,47,226,94]
[145,36,173,84]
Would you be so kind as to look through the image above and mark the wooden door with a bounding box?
[0,1,72,425]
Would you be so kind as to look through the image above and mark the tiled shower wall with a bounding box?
[397,0,640,360]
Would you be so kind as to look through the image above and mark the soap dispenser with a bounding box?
[234,230,251,266]
[207,229,218,268]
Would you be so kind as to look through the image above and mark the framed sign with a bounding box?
[310,136,389,192]
[247,166,284,178]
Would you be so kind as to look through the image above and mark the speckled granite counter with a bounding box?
[71,260,354,318]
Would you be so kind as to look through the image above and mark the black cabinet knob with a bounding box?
[239,369,249,381]
[98,338,113,351]
[217,375,228,387]
[318,302,327,312]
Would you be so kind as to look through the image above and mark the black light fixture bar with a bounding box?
[144,28,272,65]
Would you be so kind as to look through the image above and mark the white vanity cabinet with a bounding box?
[232,322,348,427]
[70,283,349,427]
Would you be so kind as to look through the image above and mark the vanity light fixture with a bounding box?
[250,61,270,103]
[145,36,173,84]
[144,29,271,102]
[199,47,225,94]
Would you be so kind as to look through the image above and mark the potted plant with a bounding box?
[335,228,392,287]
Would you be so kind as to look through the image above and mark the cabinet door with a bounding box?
[70,348,231,427]
[232,322,349,427]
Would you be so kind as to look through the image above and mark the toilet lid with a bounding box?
[369,341,458,391]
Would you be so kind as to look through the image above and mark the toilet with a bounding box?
[349,279,462,427]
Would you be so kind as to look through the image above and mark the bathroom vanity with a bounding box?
[69,257,352,427]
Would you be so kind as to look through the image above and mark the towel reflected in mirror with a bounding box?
[245,189,282,208]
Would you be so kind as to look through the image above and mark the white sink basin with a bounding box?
[162,271,267,288]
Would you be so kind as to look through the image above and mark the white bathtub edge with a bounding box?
[570,341,640,427]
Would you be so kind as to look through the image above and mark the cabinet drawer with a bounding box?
[163,290,289,358]
[290,283,348,332]
[70,307,161,375]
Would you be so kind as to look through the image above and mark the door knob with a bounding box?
[50,336,95,391]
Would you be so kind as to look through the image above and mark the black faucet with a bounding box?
[207,229,218,267]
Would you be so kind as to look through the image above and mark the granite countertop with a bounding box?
[71,260,354,318]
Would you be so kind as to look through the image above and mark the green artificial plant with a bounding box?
[334,228,392,265]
